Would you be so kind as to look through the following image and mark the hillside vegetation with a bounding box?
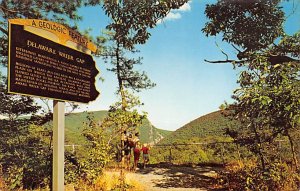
[45,110,171,146]
[158,111,237,145]
[151,111,242,164]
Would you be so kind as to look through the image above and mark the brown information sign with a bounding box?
[8,23,99,103]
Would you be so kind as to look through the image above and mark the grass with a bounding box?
[0,171,145,191]
[93,171,145,191]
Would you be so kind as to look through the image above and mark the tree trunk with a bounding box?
[252,124,266,170]
[116,41,127,190]
[286,130,298,170]
[115,42,126,111]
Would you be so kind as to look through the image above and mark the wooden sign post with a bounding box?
[8,19,98,191]
[53,100,65,191]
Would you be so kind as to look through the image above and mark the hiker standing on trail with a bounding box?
[128,133,135,151]
[133,132,140,147]
[141,143,150,168]
[133,142,141,170]
[124,133,133,169]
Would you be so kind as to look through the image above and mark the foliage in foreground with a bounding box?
[204,0,300,166]
[219,160,300,191]
[65,113,112,186]
[0,108,111,190]
[0,170,145,191]
[203,0,300,190]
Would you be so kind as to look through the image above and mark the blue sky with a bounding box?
[3,1,297,130]
[76,1,241,131]
[75,0,300,131]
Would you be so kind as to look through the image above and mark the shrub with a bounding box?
[0,166,7,190]
[0,123,52,190]
[220,160,300,191]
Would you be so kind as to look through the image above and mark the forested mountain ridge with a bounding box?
[150,110,240,164]
[157,110,238,145]
[46,110,172,145]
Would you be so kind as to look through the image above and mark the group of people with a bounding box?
[121,131,150,170]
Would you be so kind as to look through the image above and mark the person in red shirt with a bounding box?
[133,142,141,170]
[141,143,150,168]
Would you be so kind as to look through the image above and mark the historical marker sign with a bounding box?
[8,19,99,103]
[7,19,99,191]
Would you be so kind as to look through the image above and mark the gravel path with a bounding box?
[125,164,222,191]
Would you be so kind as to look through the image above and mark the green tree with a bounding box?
[203,0,300,189]
[78,113,111,185]
[100,0,189,163]
[0,0,84,67]
[100,90,147,144]
[101,0,189,108]
[202,0,284,64]
[0,66,54,190]
[102,0,189,51]
[99,2,189,188]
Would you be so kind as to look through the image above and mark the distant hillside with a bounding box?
[151,111,240,164]
[158,111,237,145]
[51,110,172,145]
[139,118,172,145]
[64,110,107,144]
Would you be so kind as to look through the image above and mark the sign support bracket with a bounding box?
[53,100,65,191]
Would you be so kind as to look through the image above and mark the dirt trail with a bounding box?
[126,164,223,191]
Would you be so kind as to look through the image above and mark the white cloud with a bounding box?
[166,12,182,20]
[157,12,181,24]
[157,1,192,24]
[179,2,191,12]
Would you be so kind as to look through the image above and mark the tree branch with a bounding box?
[286,0,300,19]
[205,55,300,65]
[39,98,51,113]
[0,5,19,13]
[232,44,242,53]
[204,59,245,64]
[0,26,8,36]
[215,41,228,60]
[267,55,300,65]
